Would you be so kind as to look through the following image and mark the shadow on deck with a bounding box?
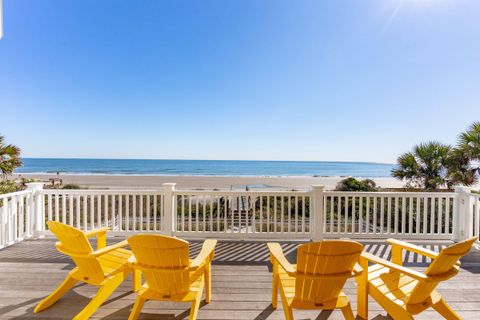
[0,238,479,319]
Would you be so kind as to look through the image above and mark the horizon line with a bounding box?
[21,157,395,166]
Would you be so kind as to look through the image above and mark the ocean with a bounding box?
[16,158,395,177]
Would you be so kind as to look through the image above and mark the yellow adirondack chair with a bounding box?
[268,240,364,320]
[356,237,478,320]
[34,221,140,320]
[127,234,217,320]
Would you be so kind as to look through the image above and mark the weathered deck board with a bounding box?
[0,239,479,319]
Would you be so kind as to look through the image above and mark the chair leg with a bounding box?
[271,264,279,309]
[271,276,279,309]
[128,296,147,320]
[356,259,369,320]
[356,284,368,320]
[340,302,355,320]
[432,298,461,320]
[281,302,294,320]
[279,284,294,320]
[189,281,205,320]
[132,269,142,292]
[72,273,124,320]
[205,263,212,303]
[388,312,414,320]
[34,274,78,313]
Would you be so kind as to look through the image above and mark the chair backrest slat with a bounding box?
[407,237,477,305]
[128,234,191,296]
[294,240,363,304]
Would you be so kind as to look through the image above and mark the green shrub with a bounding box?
[62,184,81,189]
[21,178,37,185]
[335,177,377,192]
[0,180,20,195]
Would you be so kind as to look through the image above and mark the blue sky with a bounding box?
[1,0,479,163]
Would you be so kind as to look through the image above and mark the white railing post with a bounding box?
[162,183,176,236]
[453,187,473,241]
[1,194,8,247]
[25,182,45,237]
[311,185,325,241]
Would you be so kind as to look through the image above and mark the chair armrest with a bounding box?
[85,227,110,249]
[361,252,428,281]
[387,239,463,267]
[190,239,217,269]
[386,238,438,259]
[352,263,363,277]
[91,240,129,257]
[85,227,110,238]
[267,242,296,276]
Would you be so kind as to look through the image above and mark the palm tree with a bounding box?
[458,121,480,175]
[392,141,451,190]
[0,135,22,180]
[445,147,478,188]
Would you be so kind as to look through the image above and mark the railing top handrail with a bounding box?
[172,190,311,196]
[324,191,456,197]
[0,189,34,199]
[40,189,165,195]
[36,188,459,198]
[467,192,480,199]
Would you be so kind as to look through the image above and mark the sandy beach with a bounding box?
[13,173,407,190]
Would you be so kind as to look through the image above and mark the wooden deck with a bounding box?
[0,239,479,319]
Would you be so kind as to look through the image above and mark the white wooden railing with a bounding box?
[466,191,480,240]
[0,189,35,249]
[40,189,165,234]
[173,189,312,239]
[323,191,456,239]
[0,182,479,248]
